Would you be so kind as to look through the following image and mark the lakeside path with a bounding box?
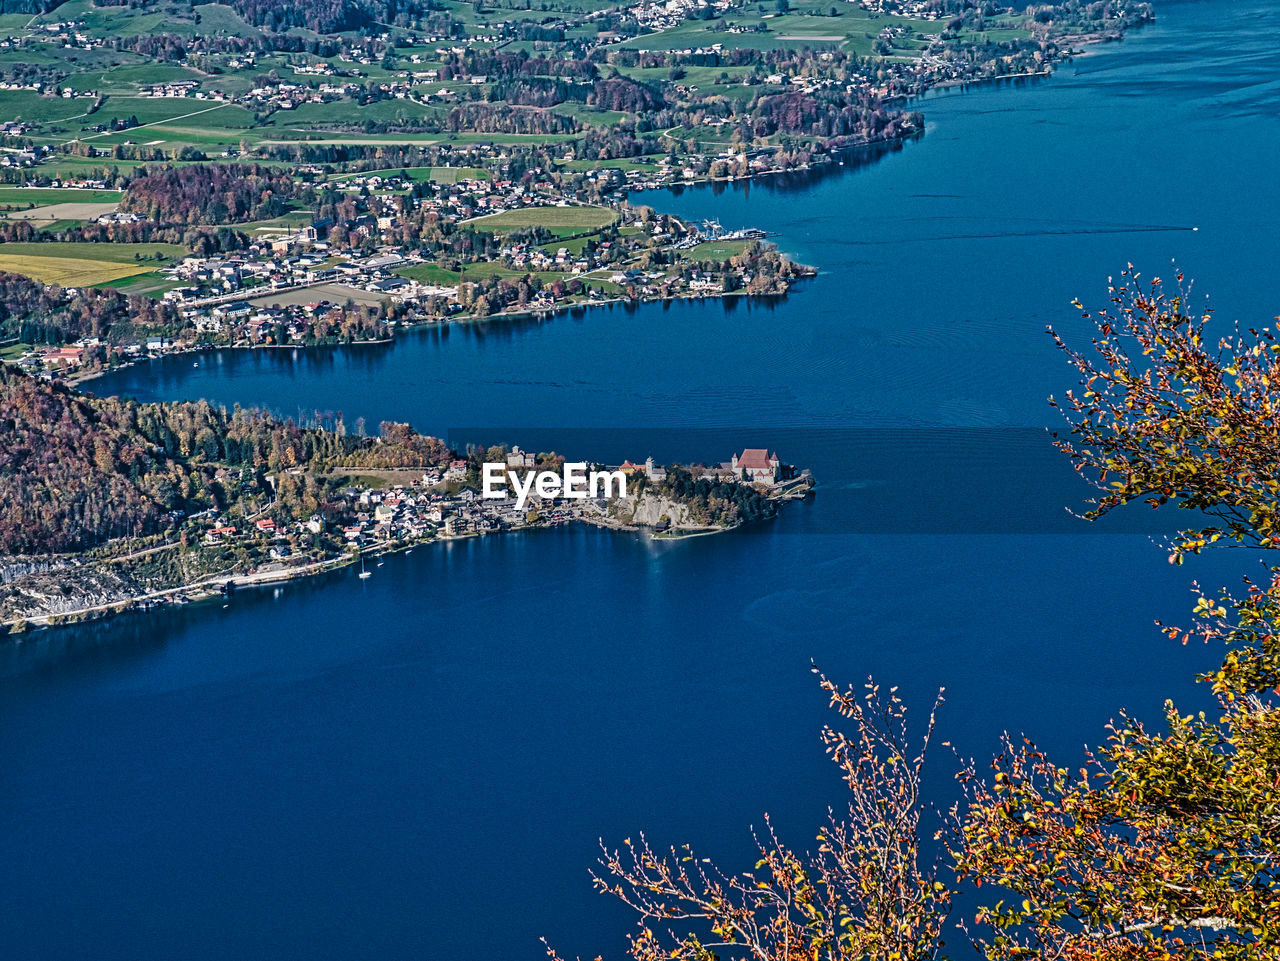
[4,524,676,631]
[3,476,815,632]
[3,552,353,631]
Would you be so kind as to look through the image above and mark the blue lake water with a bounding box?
[5,1,1279,957]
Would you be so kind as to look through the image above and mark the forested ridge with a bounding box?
[0,367,449,555]
[227,0,432,34]
[119,163,301,227]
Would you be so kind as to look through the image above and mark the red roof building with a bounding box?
[731,449,781,484]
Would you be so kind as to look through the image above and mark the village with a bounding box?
[0,0,1147,382]
[20,180,792,376]
[172,447,814,590]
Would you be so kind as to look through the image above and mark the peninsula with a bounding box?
[0,366,813,631]
[0,0,1151,630]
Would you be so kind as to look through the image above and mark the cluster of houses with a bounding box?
[0,148,43,168]
[205,471,590,559]
[632,0,740,33]
[141,80,203,99]
[331,168,568,225]
[164,247,408,299]
[856,0,942,19]
[28,335,149,375]
[245,81,365,112]
[4,20,100,52]
[198,447,799,571]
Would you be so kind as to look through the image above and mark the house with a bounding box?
[506,446,536,469]
[42,346,82,369]
[731,449,781,484]
[254,518,276,533]
[213,300,252,321]
[644,457,667,483]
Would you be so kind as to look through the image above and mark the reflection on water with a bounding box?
[658,135,918,201]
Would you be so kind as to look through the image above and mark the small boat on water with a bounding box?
[358,555,372,579]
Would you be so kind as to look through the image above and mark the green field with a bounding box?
[558,157,664,174]
[465,205,618,232]
[0,242,189,263]
[32,0,260,38]
[239,209,317,233]
[0,188,123,209]
[0,90,96,126]
[0,342,33,360]
[275,100,439,129]
[332,166,492,184]
[29,156,152,179]
[688,239,754,260]
[98,273,184,298]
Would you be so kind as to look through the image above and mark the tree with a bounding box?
[951,268,1280,959]
[547,670,952,961]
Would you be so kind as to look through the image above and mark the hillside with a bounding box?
[0,366,446,555]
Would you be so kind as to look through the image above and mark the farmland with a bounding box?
[0,188,122,209]
[464,206,618,233]
[0,242,188,287]
[0,253,155,287]
[1,201,119,223]
[0,242,189,264]
[0,0,1146,365]
[329,167,491,184]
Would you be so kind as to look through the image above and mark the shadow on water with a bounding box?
[655,136,917,202]
[0,611,177,688]
[0,561,350,688]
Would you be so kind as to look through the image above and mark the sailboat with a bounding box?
[358,554,372,579]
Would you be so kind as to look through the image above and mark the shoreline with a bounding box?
[53,24,1141,392]
[1,513,762,635]
[3,470,818,634]
[7,15,1139,636]
[71,284,804,390]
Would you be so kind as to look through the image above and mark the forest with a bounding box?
[0,271,177,346]
[228,0,433,33]
[119,163,303,227]
[0,366,452,556]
